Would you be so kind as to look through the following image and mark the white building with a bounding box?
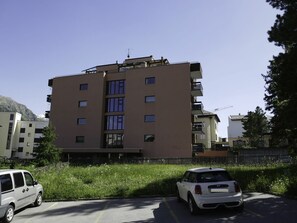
[227,114,248,147]
[0,112,48,159]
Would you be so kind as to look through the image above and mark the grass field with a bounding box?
[3,163,297,200]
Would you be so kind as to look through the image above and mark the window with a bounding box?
[105,115,124,130]
[76,136,85,143]
[34,138,42,143]
[144,115,155,122]
[106,97,124,112]
[20,128,25,133]
[77,118,87,125]
[18,147,23,152]
[145,96,156,103]
[104,133,123,148]
[35,128,43,134]
[19,137,25,143]
[29,123,32,127]
[28,133,31,137]
[80,83,88,90]
[78,100,88,107]
[0,174,13,192]
[145,77,155,85]
[13,172,25,188]
[10,114,14,120]
[24,172,34,186]
[106,80,125,95]
[144,134,155,142]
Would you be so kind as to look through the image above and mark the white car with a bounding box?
[0,169,43,223]
[176,167,244,214]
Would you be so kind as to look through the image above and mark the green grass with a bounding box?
[3,163,297,200]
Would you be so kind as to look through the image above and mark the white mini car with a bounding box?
[176,167,244,214]
[0,169,43,223]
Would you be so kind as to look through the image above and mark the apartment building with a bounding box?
[47,56,203,159]
[0,112,48,159]
[192,111,220,152]
[228,114,248,147]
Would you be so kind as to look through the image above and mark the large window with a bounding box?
[78,100,88,107]
[76,136,85,143]
[77,118,87,125]
[106,80,125,95]
[144,115,155,122]
[106,97,124,112]
[105,115,124,130]
[144,134,155,142]
[145,95,156,103]
[145,77,155,85]
[104,133,123,148]
[80,83,88,90]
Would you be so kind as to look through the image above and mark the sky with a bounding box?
[0,0,281,138]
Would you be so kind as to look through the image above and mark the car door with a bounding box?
[23,171,37,204]
[178,171,190,201]
[12,172,27,209]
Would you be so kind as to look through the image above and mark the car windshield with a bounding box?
[196,171,232,183]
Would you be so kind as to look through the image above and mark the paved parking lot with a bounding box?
[7,193,297,223]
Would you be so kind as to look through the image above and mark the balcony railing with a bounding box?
[190,63,202,79]
[192,101,203,114]
[192,122,204,132]
[45,111,50,119]
[191,81,203,96]
[47,95,52,103]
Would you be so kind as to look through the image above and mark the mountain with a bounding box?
[0,95,37,121]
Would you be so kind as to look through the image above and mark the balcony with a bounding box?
[192,122,204,133]
[45,111,50,119]
[46,95,52,103]
[48,79,53,87]
[192,143,205,153]
[190,63,202,79]
[191,81,203,96]
[192,101,203,115]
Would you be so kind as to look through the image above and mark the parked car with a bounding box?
[0,169,43,223]
[176,167,244,214]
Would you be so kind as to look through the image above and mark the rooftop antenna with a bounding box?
[127,49,130,58]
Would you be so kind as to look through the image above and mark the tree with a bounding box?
[242,107,270,148]
[263,0,297,152]
[35,125,61,166]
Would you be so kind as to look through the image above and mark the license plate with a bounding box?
[210,188,228,193]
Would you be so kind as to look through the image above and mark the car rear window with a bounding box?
[197,171,232,183]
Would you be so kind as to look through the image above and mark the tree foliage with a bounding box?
[35,125,61,166]
[263,0,297,151]
[242,107,270,148]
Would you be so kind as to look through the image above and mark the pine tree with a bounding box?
[263,0,297,151]
[242,107,270,148]
[35,125,61,166]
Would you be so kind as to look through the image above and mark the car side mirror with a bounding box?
[33,180,38,186]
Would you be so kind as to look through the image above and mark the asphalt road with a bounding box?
[6,193,297,223]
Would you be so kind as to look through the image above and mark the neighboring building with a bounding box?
[192,110,220,152]
[227,114,247,148]
[0,112,48,159]
[47,56,204,160]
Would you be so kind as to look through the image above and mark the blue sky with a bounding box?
[0,0,280,137]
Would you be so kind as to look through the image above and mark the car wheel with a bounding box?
[34,193,43,207]
[176,187,182,202]
[188,194,198,215]
[2,205,14,223]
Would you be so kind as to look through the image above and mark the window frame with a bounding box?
[80,83,88,91]
[145,77,155,85]
[144,115,155,122]
[145,95,156,103]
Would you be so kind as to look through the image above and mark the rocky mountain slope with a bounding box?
[0,95,37,121]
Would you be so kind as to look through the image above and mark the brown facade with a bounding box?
[48,56,203,159]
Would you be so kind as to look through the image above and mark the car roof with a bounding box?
[188,167,226,173]
[0,169,28,174]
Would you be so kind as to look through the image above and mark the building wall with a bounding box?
[124,63,192,157]
[49,58,197,158]
[0,112,48,159]
[50,73,105,148]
